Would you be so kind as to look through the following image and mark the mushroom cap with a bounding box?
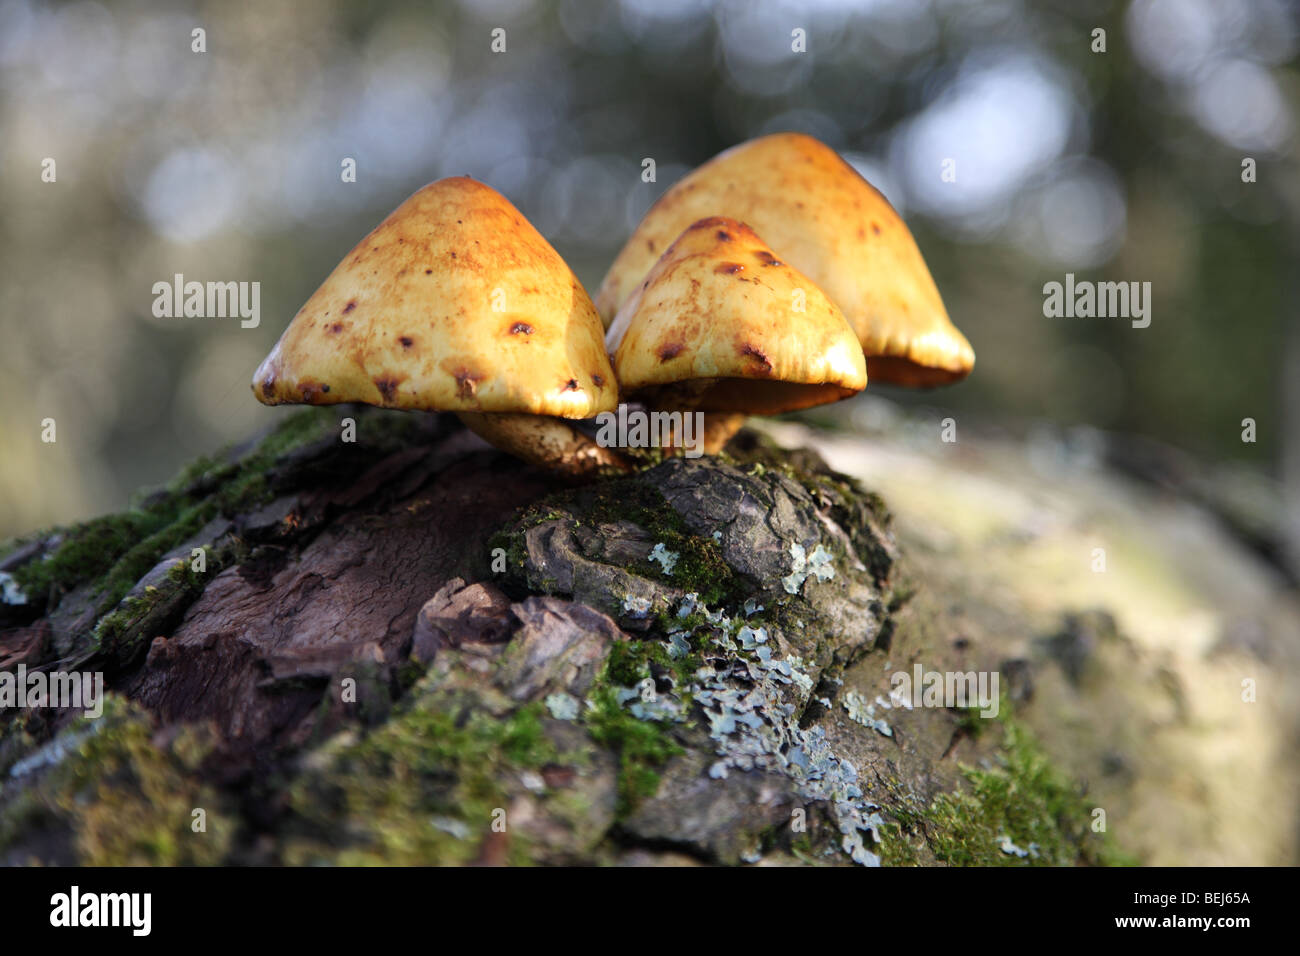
[608,216,867,415]
[595,132,974,387]
[253,177,617,418]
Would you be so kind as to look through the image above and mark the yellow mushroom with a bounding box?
[607,217,867,453]
[252,177,628,477]
[597,132,975,387]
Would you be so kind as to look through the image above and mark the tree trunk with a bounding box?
[1,407,1296,865]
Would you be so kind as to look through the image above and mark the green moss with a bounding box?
[0,696,234,865]
[583,683,682,816]
[605,633,699,692]
[875,821,923,866]
[909,719,1134,866]
[96,502,216,611]
[9,409,339,614]
[0,709,36,780]
[91,542,237,663]
[10,512,172,604]
[90,594,152,655]
[604,640,654,687]
[579,633,701,818]
[285,692,561,865]
[214,407,340,513]
[954,703,991,742]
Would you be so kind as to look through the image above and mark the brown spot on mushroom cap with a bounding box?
[374,376,400,403]
[454,368,483,399]
[739,344,772,375]
[592,373,605,387]
[755,250,782,267]
[564,378,579,391]
[593,132,974,386]
[509,322,534,335]
[343,300,357,314]
[328,323,344,334]
[657,342,684,362]
[298,381,330,402]
[399,336,414,348]
[714,262,744,275]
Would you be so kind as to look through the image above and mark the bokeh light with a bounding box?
[0,0,1295,540]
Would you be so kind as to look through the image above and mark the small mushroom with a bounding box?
[252,177,627,477]
[596,132,975,387]
[607,216,867,453]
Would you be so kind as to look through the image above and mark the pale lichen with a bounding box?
[781,542,835,594]
[648,543,679,575]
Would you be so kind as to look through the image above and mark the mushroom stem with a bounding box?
[652,410,748,457]
[699,412,748,455]
[457,412,632,479]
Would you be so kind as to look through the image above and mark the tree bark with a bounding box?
[1,408,1296,865]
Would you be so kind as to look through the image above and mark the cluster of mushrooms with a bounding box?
[253,133,974,477]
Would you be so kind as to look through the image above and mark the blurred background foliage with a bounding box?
[0,0,1296,540]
